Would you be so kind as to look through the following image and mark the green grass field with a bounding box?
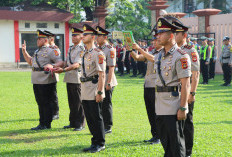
[0,71,231,157]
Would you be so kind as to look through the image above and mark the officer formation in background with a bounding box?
[21,14,232,156]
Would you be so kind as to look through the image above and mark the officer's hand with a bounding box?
[205,62,209,65]
[96,94,103,103]
[188,94,195,104]
[177,109,187,121]
[132,43,140,50]
[106,84,111,91]
[54,67,64,73]
[44,64,53,71]
[22,40,26,52]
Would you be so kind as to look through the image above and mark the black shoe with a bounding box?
[140,75,145,78]
[73,126,84,131]
[83,145,95,152]
[225,83,231,86]
[144,137,160,144]
[130,75,137,77]
[105,129,112,134]
[203,82,208,85]
[90,145,105,153]
[31,125,50,130]
[52,115,59,120]
[63,125,72,129]
[119,74,124,76]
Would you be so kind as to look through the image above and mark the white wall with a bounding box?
[0,20,15,63]
[18,21,65,46]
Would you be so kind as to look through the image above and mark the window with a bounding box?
[36,23,47,28]
[184,0,195,13]
[54,23,59,28]
[25,23,30,28]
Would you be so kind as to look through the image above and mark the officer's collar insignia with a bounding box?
[169,47,175,53]
[83,26,86,31]
[97,27,99,31]
[72,28,74,32]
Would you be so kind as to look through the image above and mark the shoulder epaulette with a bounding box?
[184,44,193,49]
[94,48,100,52]
[177,48,186,55]
[106,45,112,49]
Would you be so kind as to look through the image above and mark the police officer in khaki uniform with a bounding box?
[81,24,106,153]
[96,26,118,134]
[21,30,62,130]
[220,36,232,86]
[130,33,162,144]
[154,17,191,157]
[44,30,60,120]
[55,28,86,131]
[174,20,200,157]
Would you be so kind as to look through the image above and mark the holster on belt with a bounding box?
[156,86,180,97]
[80,75,99,84]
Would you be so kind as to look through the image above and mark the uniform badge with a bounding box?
[54,50,59,56]
[98,54,104,64]
[110,50,115,58]
[180,58,188,69]
[191,52,198,62]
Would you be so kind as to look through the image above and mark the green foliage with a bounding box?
[197,0,231,13]
[105,0,152,40]
[0,72,231,156]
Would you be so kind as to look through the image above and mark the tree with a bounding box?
[197,0,231,13]
[105,0,151,40]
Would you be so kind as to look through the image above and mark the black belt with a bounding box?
[80,75,98,84]
[222,57,230,59]
[32,67,44,71]
[156,86,179,92]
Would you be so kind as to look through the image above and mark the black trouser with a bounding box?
[117,55,124,75]
[124,59,130,74]
[200,60,209,83]
[51,83,59,117]
[66,83,85,128]
[102,87,114,130]
[82,100,105,146]
[33,83,56,128]
[156,115,185,157]
[131,57,137,76]
[222,63,232,84]
[184,102,194,156]
[209,58,216,79]
[144,87,157,138]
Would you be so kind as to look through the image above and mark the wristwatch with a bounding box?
[97,91,103,95]
[107,83,111,87]
[179,107,188,111]
[190,92,196,96]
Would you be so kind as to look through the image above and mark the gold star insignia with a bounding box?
[158,21,162,27]
[83,26,86,31]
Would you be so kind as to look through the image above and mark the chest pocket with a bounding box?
[37,51,49,66]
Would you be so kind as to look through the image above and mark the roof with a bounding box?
[0,10,74,22]
[70,21,98,29]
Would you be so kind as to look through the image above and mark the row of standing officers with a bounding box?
[21,16,231,156]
